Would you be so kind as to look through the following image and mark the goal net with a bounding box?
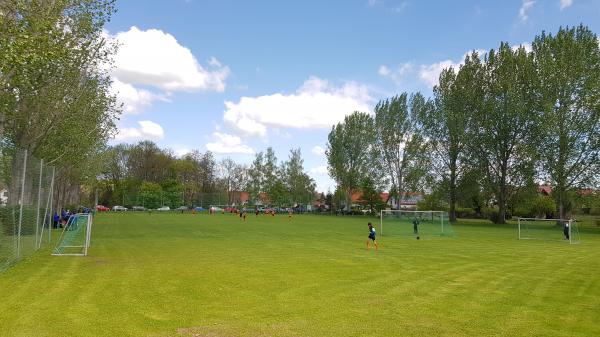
[517,218,580,244]
[380,210,453,238]
[52,213,93,256]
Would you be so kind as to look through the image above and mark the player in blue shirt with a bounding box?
[367,222,378,250]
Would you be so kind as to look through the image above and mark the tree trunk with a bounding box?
[449,162,457,223]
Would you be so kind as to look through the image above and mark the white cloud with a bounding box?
[111,78,169,114]
[311,145,326,156]
[512,42,532,53]
[310,165,329,175]
[111,26,230,92]
[114,120,165,141]
[206,132,255,154]
[378,62,413,85]
[378,65,391,76]
[419,60,460,88]
[560,0,573,10]
[223,76,371,138]
[174,148,191,157]
[367,0,382,6]
[519,0,536,22]
[418,48,489,88]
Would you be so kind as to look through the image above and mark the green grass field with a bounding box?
[1,212,599,337]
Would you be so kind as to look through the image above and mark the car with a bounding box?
[95,205,109,212]
[175,206,188,211]
[156,206,170,211]
[132,206,147,211]
[112,205,127,211]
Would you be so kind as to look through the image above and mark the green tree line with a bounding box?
[96,141,316,209]
[327,25,600,224]
[0,0,120,210]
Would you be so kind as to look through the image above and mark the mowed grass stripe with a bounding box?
[0,213,599,337]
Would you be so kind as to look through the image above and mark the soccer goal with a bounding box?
[379,210,453,237]
[517,218,580,244]
[52,213,93,256]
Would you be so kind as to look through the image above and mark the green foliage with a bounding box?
[533,25,600,220]
[327,112,377,208]
[454,207,477,218]
[139,182,162,209]
[483,206,501,223]
[358,177,386,214]
[513,196,556,218]
[469,42,541,224]
[424,54,481,221]
[374,93,430,210]
[416,193,446,212]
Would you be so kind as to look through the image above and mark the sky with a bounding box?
[104,0,600,193]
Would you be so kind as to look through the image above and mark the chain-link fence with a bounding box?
[0,146,55,272]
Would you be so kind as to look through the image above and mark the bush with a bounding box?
[0,205,40,236]
[532,196,555,218]
[590,207,600,216]
[455,207,476,218]
[483,207,501,223]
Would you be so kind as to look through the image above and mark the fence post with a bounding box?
[35,159,43,249]
[48,166,55,243]
[16,149,28,259]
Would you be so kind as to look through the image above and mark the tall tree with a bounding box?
[533,25,600,219]
[281,149,316,205]
[327,112,376,210]
[472,43,541,224]
[374,93,430,210]
[0,0,119,160]
[247,151,264,204]
[422,53,482,222]
[262,147,280,205]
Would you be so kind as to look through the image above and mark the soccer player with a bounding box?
[243,211,247,221]
[288,209,293,220]
[367,222,378,250]
[563,221,570,240]
[413,217,420,235]
[255,208,259,217]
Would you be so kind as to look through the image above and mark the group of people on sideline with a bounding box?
[52,207,91,228]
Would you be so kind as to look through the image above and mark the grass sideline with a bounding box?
[0,212,599,337]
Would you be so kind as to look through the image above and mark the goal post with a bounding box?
[379,210,453,238]
[517,217,580,244]
[52,213,93,256]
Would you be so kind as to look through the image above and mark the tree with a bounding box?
[471,43,541,224]
[247,151,264,204]
[218,158,248,205]
[0,0,119,161]
[327,112,377,210]
[422,53,482,222]
[358,177,386,214]
[374,93,430,210]
[262,147,281,205]
[139,182,162,209]
[281,149,316,205]
[533,25,600,220]
[0,0,120,210]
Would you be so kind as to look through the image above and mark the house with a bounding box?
[350,191,423,209]
[538,185,552,196]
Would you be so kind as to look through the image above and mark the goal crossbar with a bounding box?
[517,217,579,244]
[52,213,93,256]
[379,210,448,237]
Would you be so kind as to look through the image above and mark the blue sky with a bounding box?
[105,0,600,192]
